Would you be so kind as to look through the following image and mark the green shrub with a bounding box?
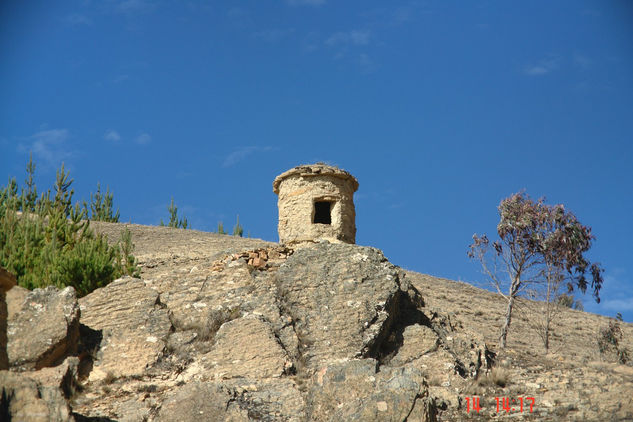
[0,157,140,296]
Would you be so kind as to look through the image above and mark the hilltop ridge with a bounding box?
[2,221,632,421]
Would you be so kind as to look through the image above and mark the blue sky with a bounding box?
[1,1,632,321]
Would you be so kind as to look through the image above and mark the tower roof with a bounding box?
[272,163,359,194]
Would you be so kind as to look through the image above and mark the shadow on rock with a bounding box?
[77,324,103,379]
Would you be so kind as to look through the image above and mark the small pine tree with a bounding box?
[160,198,188,229]
[232,215,244,237]
[22,153,38,212]
[0,156,138,296]
[52,163,74,217]
[85,183,120,222]
[116,227,140,278]
[217,222,226,234]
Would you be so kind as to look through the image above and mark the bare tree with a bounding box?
[525,262,566,353]
[469,192,603,349]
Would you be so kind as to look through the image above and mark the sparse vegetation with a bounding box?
[489,366,510,387]
[232,214,244,237]
[215,215,246,237]
[557,293,584,311]
[194,307,241,342]
[598,320,630,364]
[525,290,584,353]
[160,197,189,229]
[475,366,511,388]
[103,371,117,384]
[0,156,140,296]
[136,384,158,393]
[118,227,141,278]
[469,192,603,349]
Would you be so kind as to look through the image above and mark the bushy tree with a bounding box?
[469,192,603,349]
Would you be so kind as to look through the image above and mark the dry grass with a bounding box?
[136,384,158,393]
[474,366,511,388]
[428,374,444,387]
[103,371,117,384]
[405,271,633,363]
[489,366,510,387]
[191,307,241,342]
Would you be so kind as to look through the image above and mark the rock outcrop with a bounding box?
[275,243,422,370]
[0,267,16,370]
[0,370,74,422]
[0,267,16,292]
[67,240,446,421]
[307,359,434,421]
[4,225,632,421]
[7,286,80,370]
[78,276,172,382]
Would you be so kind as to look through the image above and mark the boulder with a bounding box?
[7,286,80,370]
[0,267,16,370]
[27,356,80,399]
[151,254,288,337]
[6,284,28,317]
[79,276,171,381]
[275,243,409,370]
[389,324,439,366]
[151,257,290,362]
[307,358,436,421]
[155,382,250,422]
[0,267,16,291]
[184,315,292,382]
[0,370,74,422]
[156,379,306,422]
[156,261,257,332]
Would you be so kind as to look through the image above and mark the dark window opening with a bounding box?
[313,201,332,224]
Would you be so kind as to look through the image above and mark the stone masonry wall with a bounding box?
[276,173,356,244]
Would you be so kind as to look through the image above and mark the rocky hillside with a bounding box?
[2,222,632,421]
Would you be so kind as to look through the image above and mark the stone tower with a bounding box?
[273,164,359,245]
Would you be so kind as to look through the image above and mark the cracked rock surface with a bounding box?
[3,222,632,421]
[7,286,79,371]
[70,234,441,421]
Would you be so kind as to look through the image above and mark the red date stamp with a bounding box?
[464,396,535,413]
